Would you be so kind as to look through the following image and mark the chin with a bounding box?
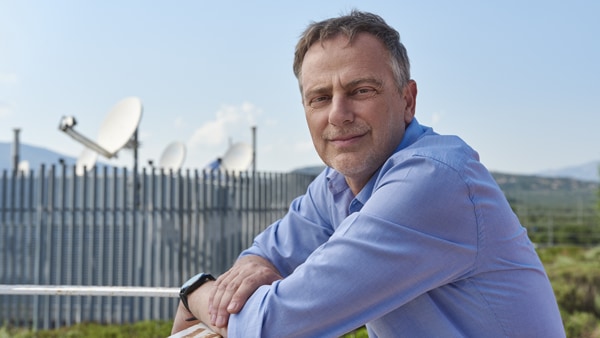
[330,158,371,177]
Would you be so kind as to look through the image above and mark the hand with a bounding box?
[209,255,282,328]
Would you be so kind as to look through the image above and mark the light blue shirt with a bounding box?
[228,119,565,337]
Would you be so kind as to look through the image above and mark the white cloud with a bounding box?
[186,102,263,161]
[240,101,262,126]
[188,119,227,146]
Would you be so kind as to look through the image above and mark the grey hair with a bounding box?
[293,10,411,92]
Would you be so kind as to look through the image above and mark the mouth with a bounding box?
[328,132,366,147]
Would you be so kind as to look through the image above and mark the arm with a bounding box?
[209,170,337,328]
[171,256,283,335]
[226,157,481,337]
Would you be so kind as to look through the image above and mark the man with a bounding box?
[172,10,565,337]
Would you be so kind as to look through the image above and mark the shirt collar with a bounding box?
[325,168,368,214]
[325,168,347,195]
[395,117,428,153]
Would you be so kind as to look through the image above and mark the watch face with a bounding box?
[182,274,200,289]
[180,273,214,317]
[181,273,215,294]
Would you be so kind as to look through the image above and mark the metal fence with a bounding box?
[0,165,316,329]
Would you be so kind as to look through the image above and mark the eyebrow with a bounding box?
[345,77,384,89]
[303,77,384,99]
[303,86,331,101]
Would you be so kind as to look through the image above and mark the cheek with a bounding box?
[305,111,326,134]
[305,114,329,153]
[376,112,405,146]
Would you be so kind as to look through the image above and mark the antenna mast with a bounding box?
[12,128,20,176]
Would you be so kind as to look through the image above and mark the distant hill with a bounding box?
[0,141,77,171]
[292,166,599,210]
[536,160,599,182]
[293,161,600,183]
[491,172,598,208]
[0,141,113,173]
[291,165,326,176]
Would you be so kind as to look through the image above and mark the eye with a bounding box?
[352,87,377,98]
[308,96,330,109]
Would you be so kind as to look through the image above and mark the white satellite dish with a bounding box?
[96,96,143,155]
[59,96,143,159]
[75,147,98,176]
[220,142,253,172]
[158,141,186,171]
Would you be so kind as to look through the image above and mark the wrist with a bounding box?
[187,280,216,323]
[179,273,215,320]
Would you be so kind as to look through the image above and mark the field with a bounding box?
[493,173,600,246]
[540,246,600,337]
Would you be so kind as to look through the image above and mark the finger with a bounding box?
[214,275,243,327]
[226,277,259,314]
[209,270,240,326]
[208,270,231,316]
[222,261,283,315]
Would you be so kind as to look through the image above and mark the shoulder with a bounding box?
[398,133,479,171]
[382,133,483,183]
[370,132,504,211]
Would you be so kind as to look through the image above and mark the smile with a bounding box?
[329,133,365,147]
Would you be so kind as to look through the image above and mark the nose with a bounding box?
[328,96,354,126]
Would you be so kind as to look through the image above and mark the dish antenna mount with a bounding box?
[59,97,143,174]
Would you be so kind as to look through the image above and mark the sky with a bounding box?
[1,1,599,174]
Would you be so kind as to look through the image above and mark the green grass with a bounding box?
[539,246,600,337]
[0,320,172,338]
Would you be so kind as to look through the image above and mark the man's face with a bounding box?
[300,33,417,193]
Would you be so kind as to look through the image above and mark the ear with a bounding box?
[402,80,418,123]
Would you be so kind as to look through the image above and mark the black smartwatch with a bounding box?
[179,272,215,320]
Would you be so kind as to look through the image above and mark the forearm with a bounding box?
[228,212,478,336]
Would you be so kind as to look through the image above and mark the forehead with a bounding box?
[300,33,392,91]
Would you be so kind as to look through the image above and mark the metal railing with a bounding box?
[0,165,315,329]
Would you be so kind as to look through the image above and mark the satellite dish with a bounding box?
[158,141,186,171]
[59,96,143,159]
[75,147,98,176]
[220,142,253,172]
[17,160,30,176]
[96,96,143,155]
